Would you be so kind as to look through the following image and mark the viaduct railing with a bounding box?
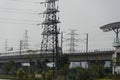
[0,50,116,63]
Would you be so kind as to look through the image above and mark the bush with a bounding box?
[17,68,25,78]
[29,67,35,78]
[41,70,53,80]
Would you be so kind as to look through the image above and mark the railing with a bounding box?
[64,48,115,54]
[113,38,120,47]
[0,50,53,57]
[0,48,115,57]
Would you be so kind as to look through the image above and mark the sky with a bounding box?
[0,0,120,52]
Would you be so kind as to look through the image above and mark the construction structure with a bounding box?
[40,0,60,74]
[100,22,120,75]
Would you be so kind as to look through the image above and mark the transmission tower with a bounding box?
[40,0,60,72]
[23,30,29,49]
[67,29,79,53]
[66,29,80,68]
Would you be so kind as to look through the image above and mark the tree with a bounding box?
[29,67,35,78]
[76,67,86,80]
[59,54,70,69]
[41,70,53,80]
[68,68,76,80]
[46,70,53,80]
[88,61,105,79]
[36,59,49,73]
[17,67,25,78]
[59,54,70,80]
[117,57,120,66]
[2,60,16,75]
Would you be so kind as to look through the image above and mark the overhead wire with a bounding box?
[0,0,43,24]
[0,9,41,15]
[0,7,41,13]
[2,0,41,4]
[0,20,39,25]
[0,0,43,14]
[0,17,40,23]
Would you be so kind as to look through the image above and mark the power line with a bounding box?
[2,0,41,4]
[0,10,40,15]
[0,17,40,23]
[5,39,8,52]
[0,7,41,12]
[0,20,38,25]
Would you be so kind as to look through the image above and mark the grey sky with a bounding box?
[0,0,120,52]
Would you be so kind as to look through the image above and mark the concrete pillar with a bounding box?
[16,63,22,70]
[30,62,36,71]
[0,63,4,69]
[88,60,105,68]
[112,51,117,75]
[30,62,36,67]
[88,61,95,68]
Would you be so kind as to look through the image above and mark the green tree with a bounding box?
[17,67,25,78]
[41,70,53,80]
[37,59,49,73]
[117,57,120,66]
[59,54,70,69]
[59,54,70,80]
[88,61,105,79]
[29,67,35,78]
[46,70,53,80]
[68,68,76,80]
[76,67,86,80]
[2,60,16,75]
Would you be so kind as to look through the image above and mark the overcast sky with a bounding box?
[0,0,120,52]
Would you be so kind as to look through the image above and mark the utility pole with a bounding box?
[85,33,89,67]
[5,39,8,53]
[61,32,63,54]
[85,33,88,80]
[86,33,88,52]
[19,40,23,56]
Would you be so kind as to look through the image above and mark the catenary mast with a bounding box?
[40,0,60,72]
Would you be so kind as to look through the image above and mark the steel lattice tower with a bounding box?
[67,29,79,53]
[23,30,29,49]
[41,0,60,71]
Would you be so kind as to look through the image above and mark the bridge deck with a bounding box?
[0,50,116,63]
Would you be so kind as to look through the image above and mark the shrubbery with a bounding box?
[17,68,25,78]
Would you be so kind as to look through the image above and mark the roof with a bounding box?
[100,22,120,32]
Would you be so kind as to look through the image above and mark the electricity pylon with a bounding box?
[40,0,60,75]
